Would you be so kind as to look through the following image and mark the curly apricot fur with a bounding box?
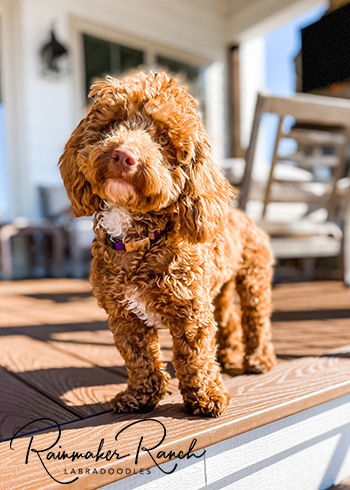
[59,72,275,417]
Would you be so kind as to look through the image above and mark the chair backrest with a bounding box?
[239,93,350,214]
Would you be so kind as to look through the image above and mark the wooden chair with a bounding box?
[237,93,350,285]
[0,186,94,280]
[39,186,94,278]
[0,220,64,280]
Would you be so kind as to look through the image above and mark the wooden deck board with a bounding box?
[0,294,107,328]
[272,281,350,312]
[0,335,127,417]
[0,323,179,393]
[3,348,350,490]
[13,322,128,374]
[0,367,78,441]
[1,279,350,489]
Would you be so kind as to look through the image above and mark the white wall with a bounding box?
[20,0,72,217]
[0,103,10,220]
[0,0,24,220]
[11,0,228,218]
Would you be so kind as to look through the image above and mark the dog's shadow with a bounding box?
[4,360,198,443]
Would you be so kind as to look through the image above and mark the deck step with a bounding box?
[3,346,350,490]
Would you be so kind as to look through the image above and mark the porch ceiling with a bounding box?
[224,0,323,41]
[179,0,325,42]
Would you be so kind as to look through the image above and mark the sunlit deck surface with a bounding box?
[1,279,350,489]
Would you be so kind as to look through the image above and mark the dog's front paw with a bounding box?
[183,386,230,418]
[110,390,157,414]
[244,347,276,374]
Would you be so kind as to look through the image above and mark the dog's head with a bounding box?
[59,72,233,243]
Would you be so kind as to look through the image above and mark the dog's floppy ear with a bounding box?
[59,77,127,216]
[177,133,234,243]
[59,118,100,217]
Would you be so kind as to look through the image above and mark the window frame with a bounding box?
[69,15,210,123]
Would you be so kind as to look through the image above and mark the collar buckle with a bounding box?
[124,237,151,252]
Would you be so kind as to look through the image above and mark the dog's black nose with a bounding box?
[111,147,138,167]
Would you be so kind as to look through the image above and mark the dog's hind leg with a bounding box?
[109,314,169,413]
[214,279,245,374]
[236,241,276,374]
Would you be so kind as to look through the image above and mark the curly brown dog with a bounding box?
[59,72,275,417]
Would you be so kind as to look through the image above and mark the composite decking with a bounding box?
[1,279,350,489]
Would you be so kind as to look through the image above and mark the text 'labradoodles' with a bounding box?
[59,72,275,418]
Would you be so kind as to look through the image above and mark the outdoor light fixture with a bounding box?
[40,26,69,78]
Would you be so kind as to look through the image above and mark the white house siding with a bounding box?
[0,104,10,220]
[8,0,227,218]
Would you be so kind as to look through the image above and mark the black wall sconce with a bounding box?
[40,27,69,78]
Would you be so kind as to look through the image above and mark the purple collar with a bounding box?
[105,230,162,252]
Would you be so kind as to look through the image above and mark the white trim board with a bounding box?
[99,393,350,490]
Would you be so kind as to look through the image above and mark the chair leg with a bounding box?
[0,225,16,281]
[51,228,65,277]
[69,231,83,278]
[303,257,316,282]
[0,235,12,280]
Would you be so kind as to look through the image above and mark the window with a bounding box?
[83,34,144,97]
[156,55,200,91]
[83,34,204,105]
[156,55,204,118]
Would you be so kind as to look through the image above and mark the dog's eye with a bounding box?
[158,134,169,146]
[114,121,121,128]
